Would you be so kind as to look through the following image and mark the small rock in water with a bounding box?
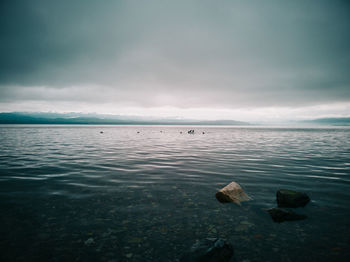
[216,181,251,205]
[210,228,217,234]
[276,189,310,208]
[180,238,233,262]
[100,131,104,134]
[84,237,95,246]
[267,208,307,223]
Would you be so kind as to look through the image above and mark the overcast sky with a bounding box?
[1,0,349,121]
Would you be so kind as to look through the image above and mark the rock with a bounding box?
[216,182,251,205]
[267,208,307,223]
[84,237,95,246]
[276,189,310,208]
[180,238,234,262]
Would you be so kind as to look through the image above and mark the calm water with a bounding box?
[0,125,350,262]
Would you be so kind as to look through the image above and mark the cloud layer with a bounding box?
[1,0,350,119]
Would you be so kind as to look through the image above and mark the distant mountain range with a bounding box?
[1,112,349,126]
[0,112,250,125]
[300,117,350,126]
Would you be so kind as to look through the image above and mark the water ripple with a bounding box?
[1,125,350,207]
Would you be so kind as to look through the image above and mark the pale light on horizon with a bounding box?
[1,99,349,123]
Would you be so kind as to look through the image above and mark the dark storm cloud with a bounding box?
[1,0,350,108]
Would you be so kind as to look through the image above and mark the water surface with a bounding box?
[1,125,350,261]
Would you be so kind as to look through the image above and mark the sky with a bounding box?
[0,0,350,122]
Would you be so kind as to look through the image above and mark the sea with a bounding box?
[0,125,349,262]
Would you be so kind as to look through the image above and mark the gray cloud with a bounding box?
[1,0,350,110]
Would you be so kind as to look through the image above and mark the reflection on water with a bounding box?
[0,125,350,261]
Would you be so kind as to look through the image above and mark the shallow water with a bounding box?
[0,125,350,262]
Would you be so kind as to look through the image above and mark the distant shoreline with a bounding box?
[0,113,349,126]
[0,122,251,126]
[0,113,250,126]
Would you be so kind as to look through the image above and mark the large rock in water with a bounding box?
[180,238,234,262]
[267,208,307,223]
[276,189,310,208]
[216,182,251,205]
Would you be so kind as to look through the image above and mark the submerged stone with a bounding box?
[267,208,307,223]
[84,237,95,246]
[216,182,251,205]
[180,238,234,262]
[276,189,310,208]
